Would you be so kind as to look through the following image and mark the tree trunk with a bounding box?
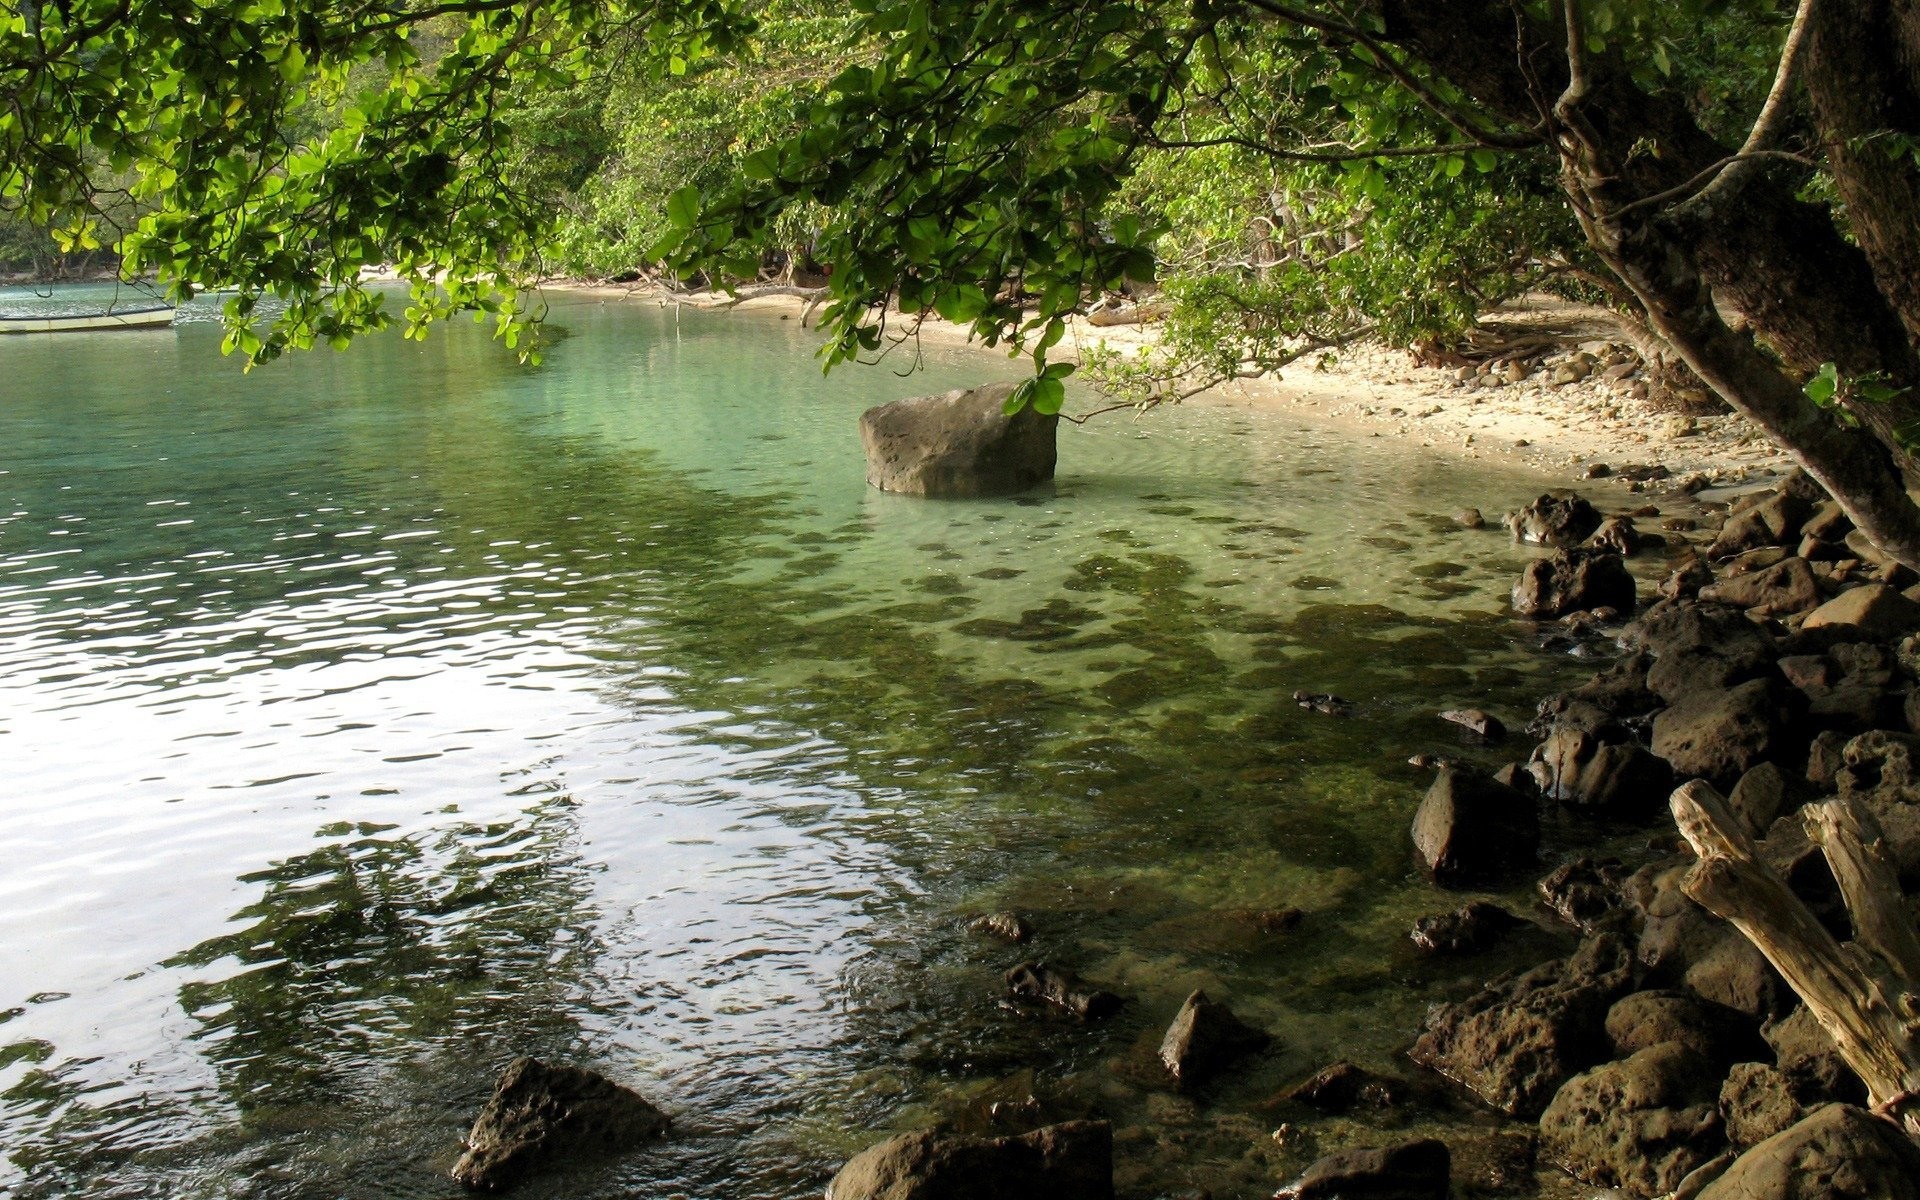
[1369,0,1920,568]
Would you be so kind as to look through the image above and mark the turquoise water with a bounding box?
[1,286,1586,1198]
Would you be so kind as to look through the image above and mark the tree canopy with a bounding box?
[10,0,1920,566]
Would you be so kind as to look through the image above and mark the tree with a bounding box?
[9,0,1920,566]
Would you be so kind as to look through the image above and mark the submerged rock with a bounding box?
[1293,690,1353,716]
[1158,990,1270,1086]
[1438,707,1506,741]
[859,382,1058,498]
[1276,1060,1405,1113]
[1410,900,1522,954]
[1004,962,1122,1020]
[450,1057,670,1191]
[1538,1042,1726,1197]
[1276,1137,1450,1200]
[826,1120,1114,1200]
[1410,766,1540,886]
[1695,1104,1920,1200]
[1408,933,1632,1117]
[968,911,1034,943]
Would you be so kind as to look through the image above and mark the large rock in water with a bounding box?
[451,1057,671,1190]
[1158,990,1270,1086]
[1506,491,1604,547]
[825,1121,1113,1200]
[1696,1103,1920,1200]
[1276,1138,1450,1200]
[1512,548,1637,617]
[1411,766,1540,885]
[859,382,1059,497]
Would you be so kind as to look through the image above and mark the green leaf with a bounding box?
[1030,376,1065,415]
[666,185,702,230]
[1003,377,1035,415]
[1804,362,1840,407]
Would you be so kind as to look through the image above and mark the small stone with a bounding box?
[1276,1061,1403,1113]
[825,1121,1114,1200]
[1583,462,1613,479]
[1455,507,1486,529]
[1277,1138,1450,1200]
[1410,900,1522,954]
[1158,990,1270,1086]
[1004,962,1123,1020]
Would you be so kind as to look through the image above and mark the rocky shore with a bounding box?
[483,283,1920,1198]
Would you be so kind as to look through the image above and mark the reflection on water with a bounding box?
[1,289,1588,1198]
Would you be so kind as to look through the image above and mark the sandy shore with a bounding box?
[542,280,1791,504]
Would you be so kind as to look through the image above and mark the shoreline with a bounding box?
[539,279,1792,510]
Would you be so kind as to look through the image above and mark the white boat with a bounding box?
[0,304,176,334]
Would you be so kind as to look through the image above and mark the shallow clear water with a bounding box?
[1,287,1589,1199]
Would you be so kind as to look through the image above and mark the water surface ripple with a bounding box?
[1,287,1584,1199]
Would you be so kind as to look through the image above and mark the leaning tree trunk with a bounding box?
[1671,781,1920,1138]
[1371,0,1920,570]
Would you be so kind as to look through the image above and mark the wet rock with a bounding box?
[1588,515,1645,556]
[1448,1130,1538,1196]
[450,1057,671,1191]
[825,1120,1114,1200]
[1538,856,1629,932]
[1004,963,1123,1020]
[1506,491,1604,547]
[1408,933,1633,1117]
[1533,727,1674,817]
[1513,548,1637,618]
[1534,652,1660,732]
[1538,1042,1726,1197]
[1625,600,1776,703]
[1159,990,1270,1086]
[1605,990,1765,1067]
[1438,707,1506,740]
[1275,1137,1449,1200]
[1410,900,1523,954]
[968,911,1034,943]
[1276,1061,1405,1113]
[1411,766,1541,886]
[1764,1006,1865,1105]
[1801,582,1920,640]
[1651,679,1783,788]
[1726,762,1790,838]
[1699,557,1821,617]
[1718,1063,1803,1149]
[1708,489,1813,560]
[1455,508,1486,529]
[859,382,1058,498]
[1694,1104,1920,1200]
[1292,690,1352,717]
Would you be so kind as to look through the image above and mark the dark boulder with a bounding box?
[860,382,1058,498]
[1604,990,1766,1068]
[1695,1104,1920,1200]
[1004,963,1122,1020]
[1158,990,1270,1086]
[1727,762,1790,838]
[1533,727,1674,817]
[1411,766,1540,886]
[1624,600,1777,704]
[450,1057,671,1191]
[1626,861,1787,1019]
[1538,1042,1726,1197]
[1506,491,1604,547]
[1276,1137,1450,1200]
[1588,514,1647,557]
[1651,678,1783,788]
[825,1120,1113,1200]
[1408,933,1633,1117]
[1763,1006,1866,1106]
[1513,548,1637,618]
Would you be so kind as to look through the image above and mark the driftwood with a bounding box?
[666,283,829,325]
[1670,779,1920,1136]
